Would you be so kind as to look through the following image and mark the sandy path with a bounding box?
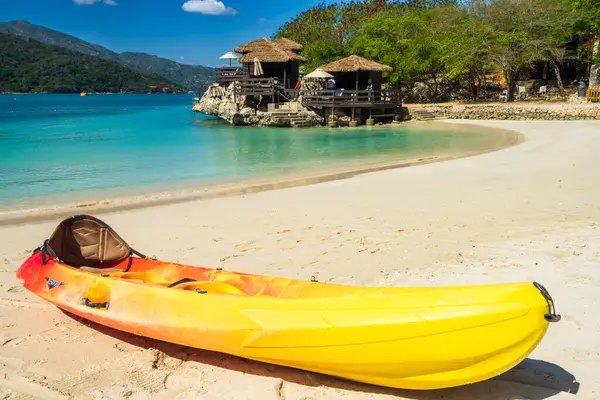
[1,120,599,399]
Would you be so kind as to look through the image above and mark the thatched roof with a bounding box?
[273,38,302,51]
[234,38,271,54]
[320,55,393,72]
[235,38,302,54]
[237,40,307,64]
[234,38,305,63]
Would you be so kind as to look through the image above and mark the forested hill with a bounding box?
[0,33,185,94]
[0,20,215,90]
[117,52,215,91]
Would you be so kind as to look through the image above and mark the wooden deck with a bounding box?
[215,69,403,110]
[301,89,402,109]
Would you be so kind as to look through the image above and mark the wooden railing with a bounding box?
[589,86,600,102]
[216,67,247,85]
[216,76,404,107]
[301,89,402,108]
[233,78,278,97]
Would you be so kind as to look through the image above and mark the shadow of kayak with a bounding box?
[63,310,579,399]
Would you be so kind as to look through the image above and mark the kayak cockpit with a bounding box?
[83,270,250,296]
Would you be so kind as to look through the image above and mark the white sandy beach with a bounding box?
[1,120,600,400]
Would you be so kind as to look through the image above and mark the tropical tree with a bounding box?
[274,0,459,70]
[469,0,575,100]
[350,7,446,97]
[275,0,595,102]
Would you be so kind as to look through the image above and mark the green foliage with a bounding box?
[302,41,347,71]
[0,20,215,90]
[275,0,598,102]
[351,7,448,91]
[474,0,576,98]
[274,0,457,69]
[568,0,600,65]
[0,33,184,93]
[569,0,600,33]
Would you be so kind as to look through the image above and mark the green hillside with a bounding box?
[0,33,185,93]
[0,20,215,90]
[118,52,215,91]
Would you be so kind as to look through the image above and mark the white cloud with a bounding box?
[73,0,118,5]
[257,17,269,23]
[180,56,185,60]
[182,0,238,16]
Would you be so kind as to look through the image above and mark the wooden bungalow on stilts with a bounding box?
[215,38,307,109]
[212,38,403,126]
[302,55,403,124]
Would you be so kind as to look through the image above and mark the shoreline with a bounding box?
[0,122,522,226]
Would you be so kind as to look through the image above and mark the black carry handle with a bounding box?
[39,240,60,265]
[124,248,153,272]
[168,278,197,288]
[80,298,109,309]
[533,282,561,323]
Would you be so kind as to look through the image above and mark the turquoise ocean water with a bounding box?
[0,94,510,212]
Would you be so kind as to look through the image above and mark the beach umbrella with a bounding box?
[304,68,334,80]
[253,57,264,76]
[219,51,239,67]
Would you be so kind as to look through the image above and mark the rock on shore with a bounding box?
[193,83,322,127]
[408,104,600,121]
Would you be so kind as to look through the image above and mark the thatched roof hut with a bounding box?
[238,46,307,63]
[235,38,306,64]
[234,38,303,55]
[233,37,306,88]
[320,55,392,73]
[319,55,392,92]
[273,38,303,51]
[234,38,271,54]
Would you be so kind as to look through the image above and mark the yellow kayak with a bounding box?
[17,215,561,390]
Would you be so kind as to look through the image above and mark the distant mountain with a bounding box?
[0,20,215,90]
[0,33,185,94]
[118,52,215,91]
[0,20,118,61]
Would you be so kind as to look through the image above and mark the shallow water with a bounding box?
[0,94,512,211]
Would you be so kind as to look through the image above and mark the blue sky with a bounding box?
[1,0,339,66]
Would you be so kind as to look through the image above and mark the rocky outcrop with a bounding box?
[408,104,600,121]
[192,84,243,124]
[193,83,323,127]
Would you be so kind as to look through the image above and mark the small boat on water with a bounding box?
[16,215,561,390]
[80,92,88,97]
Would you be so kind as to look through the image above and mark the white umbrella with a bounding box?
[304,68,334,80]
[219,51,239,67]
[253,57,264,76]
